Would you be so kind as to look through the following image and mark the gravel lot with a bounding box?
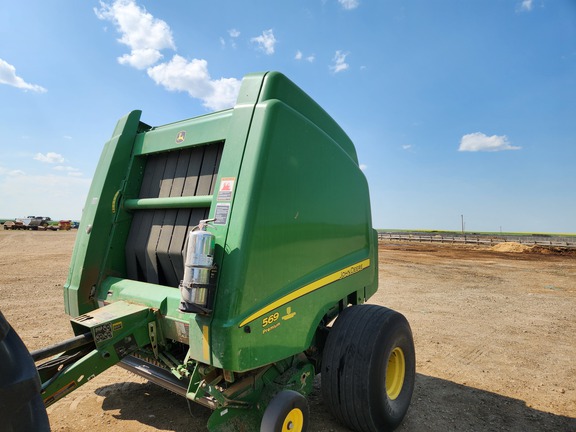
[1,230,575,431]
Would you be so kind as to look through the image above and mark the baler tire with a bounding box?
[260,389,309,432]
[321,305,415,432]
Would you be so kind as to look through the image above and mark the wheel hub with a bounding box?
[386,347,406,400]
[282,408,304,431]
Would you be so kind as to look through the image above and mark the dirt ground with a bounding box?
[1,230,575,431]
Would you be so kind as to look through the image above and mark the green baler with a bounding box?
[5,72,415,432]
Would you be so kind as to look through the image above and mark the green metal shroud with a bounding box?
[38,301,156,406]
[59,72,378,426]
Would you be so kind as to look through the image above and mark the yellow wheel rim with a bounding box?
[282,408,304,431]
[386,347,406,400]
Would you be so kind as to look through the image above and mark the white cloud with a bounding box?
[95,0,175,69]
[0,166,25,177]
[205,77,243,111]
[330,50,349,74]
[458,132,521,152]
[119,48,164,69]
[147,55,241,110]
[224,29,240,49]
[53,166,82,176]
[339,0,360,10]
[519,0,533,11]
[359,164,367,171]
[251,29,277,55]
[96,1,241,110]
[295,51,315,63]
[0,58,47,93]
[34,152,65,164]
[402,144,413,151]
[147,56,211,97]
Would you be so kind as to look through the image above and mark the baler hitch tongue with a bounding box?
[34,301,156,407]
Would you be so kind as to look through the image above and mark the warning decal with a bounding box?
[217,177,235,201]
[214,203,230,225]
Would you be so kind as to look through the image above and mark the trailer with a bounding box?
[4,216,52,230]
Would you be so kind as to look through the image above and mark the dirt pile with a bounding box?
[491,242,532,253]
[490,242,576,256]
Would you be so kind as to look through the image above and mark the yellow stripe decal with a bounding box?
[239,258,371,328]
[202,325,210,361]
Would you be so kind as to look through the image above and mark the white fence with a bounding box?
[378,232,576,248]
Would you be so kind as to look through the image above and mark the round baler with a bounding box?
[0,72,415,432]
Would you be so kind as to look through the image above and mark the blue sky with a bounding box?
[1,0,574,233]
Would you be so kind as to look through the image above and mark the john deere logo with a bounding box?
[176,131,186,143]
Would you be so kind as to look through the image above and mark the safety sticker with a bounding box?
[93,323,113,344]
[217,177,235,201]
[175,321,190,343]
[214,203,230,225]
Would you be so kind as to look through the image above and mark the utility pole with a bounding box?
[461,214,464,234]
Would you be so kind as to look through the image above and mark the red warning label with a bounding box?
[217,177,235,201]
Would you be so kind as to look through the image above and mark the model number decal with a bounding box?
[262,307,296,335]
[239,258,371,328]
[262,312,280,327]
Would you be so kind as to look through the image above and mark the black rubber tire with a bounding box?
[321,305,415,432]
[0,310,50,432]
[260,389,309,432]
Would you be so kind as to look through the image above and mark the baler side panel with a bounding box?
[64,110,144,317]
[211,96,377,371]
